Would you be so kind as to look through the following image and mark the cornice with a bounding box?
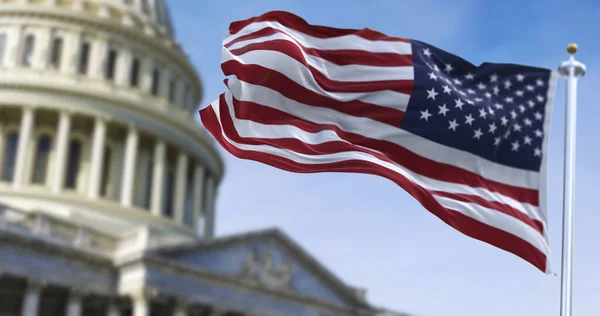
[155,228,369,308]
[0,7,204,105]
[128,253,370,316]
[0,226,114,268]
[0,187,199,238]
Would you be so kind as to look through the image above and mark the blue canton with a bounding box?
[400,40,553,172]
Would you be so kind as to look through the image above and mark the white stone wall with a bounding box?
[0,1,221,240]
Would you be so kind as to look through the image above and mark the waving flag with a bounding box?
[199,11,557,273]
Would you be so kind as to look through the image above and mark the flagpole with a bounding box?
[557,43,586,316]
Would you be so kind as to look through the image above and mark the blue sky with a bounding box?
[169,1,599,315]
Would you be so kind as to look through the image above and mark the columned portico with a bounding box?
[13,107,34,189]
[20,279,43,316]
[51,110,72,193]
[120,125,139,207]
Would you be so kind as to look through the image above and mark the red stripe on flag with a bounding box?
[224,48,413,95]
[224,27,413,67]
[227,93,539,207]
[221,61,407,126]
[218,95,542,234]
[229,10,410,43]
[430,191,544,234]
[200,104,548,273]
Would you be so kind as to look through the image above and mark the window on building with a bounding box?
[100,145,112,197]
[64,139,82,189]
[129,57,140,87]
[161,166,174,218]
[0,277,25,315]
[0,34,7,66]
[151,67,160,96]
[168,77,177,102]
[78,42,90,74]
[105,49,118,80]
[1,132,19,182]
[21,34,35,67]
[31,134,52,184]
[49,37,63,69]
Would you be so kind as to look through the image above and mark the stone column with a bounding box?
[20,279,43,316]
[191,165,205,233]
[50,110,71,193]
[132,296,149,316]
[32,28,51,70]
[120,126,139,207]
[204,176,216,238]
[90,37,108,79]
[173,152,188,224]
[4,26,22,68]
[150,140,166,217]
[115,49,132,86]
[13,107,34,188]
[87,117,107,199]
[140,58,154,94]
[65,290,82,316]
[62,32,81,74]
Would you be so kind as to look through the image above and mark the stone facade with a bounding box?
[0,1,410,315]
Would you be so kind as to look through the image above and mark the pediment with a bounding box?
[153,229,364,309]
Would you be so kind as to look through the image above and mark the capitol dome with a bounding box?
[0,0,223,242]
[0,2,413,316]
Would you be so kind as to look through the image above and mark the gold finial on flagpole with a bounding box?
[567,43,578,55]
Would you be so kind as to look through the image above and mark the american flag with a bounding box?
[199,11,557,273]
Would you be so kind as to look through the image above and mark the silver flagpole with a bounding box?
[557,43,586,316]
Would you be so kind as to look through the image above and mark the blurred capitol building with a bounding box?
[0,1,408,316]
